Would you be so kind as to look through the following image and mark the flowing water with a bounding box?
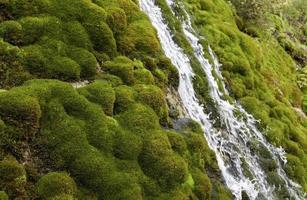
[139,0,306,199]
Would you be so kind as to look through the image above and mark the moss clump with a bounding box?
[134,84,169,125]
[103,56,138,85]
[118,19,161,56]
[0,0,177,90]
[0,20,22,45]
[67,47,97,79]
[0,91,41,141]
[0,191,8,200]
[37,172,77,200]
[78,81,115,116]
[240,96,270,125]
[114,85,136,113]
[0,39,30,88]
[113,130,142,160]
[84,21,116,57]
[0,158,26,198]
[22,42,88,82]
[192,168,212,200]
[157,56,179,88]
[139,132,189,189]
[167,131,188,155]
[106,7,127,35]
[103,56,155,86]
[49,56,81,81]
[116,103,160,135]
[285,154,307,190]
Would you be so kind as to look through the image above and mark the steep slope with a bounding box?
[181,0,307,194]
[0,0,230,199]
[140,0,306,199]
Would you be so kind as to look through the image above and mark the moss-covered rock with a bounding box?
[37,172,77,200]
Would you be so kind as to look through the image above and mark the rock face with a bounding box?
[71,80,90,89]
[166,87,187,119]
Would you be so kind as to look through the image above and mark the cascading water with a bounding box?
[139,0,306,199]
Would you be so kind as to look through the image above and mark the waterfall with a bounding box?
[139,0,306,199]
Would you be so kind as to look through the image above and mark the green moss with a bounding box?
[103,56,154,86]
[285,154,307,191]
[118,19,161,56]
[192,168,212,200]
[185,0,307,187]
[62,21,92,50]
[115,0,143,23]
[96,73,123,87]
[23,44,82,81]
[0,0,234,198]
[116,103,160,135]
[37,172,77,200]
[0,78,230,199]
[66,47,97,79]
[240,96,270,125]
[134,84,169,125]
[0,20,22,45]
[78,81,115,116]
[266,119,286,146]
[157,56,179,88]
[139,132,188,189]
[0,157,26,198]
[48,56,81,81]
[0,191,8,200]
[0,91,41,140]
[19,16,61,45]
[167,131,188,155]
[113,130,142,160]
[103,56,136,85]
[23,40,98,81]
[0,39,29,88]
[76,188,98,200]
[84,22,116,57]
[106,7,127,35]
[114,85,136,113]
[134,69,155,85]
[50,194,75,200]
[6,0,47,18]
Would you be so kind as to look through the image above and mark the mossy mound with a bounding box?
[0,80,230,199]
[0,0,231,199]
[36,172,77,200]
[0,0,170,89]
[0,157,26,198]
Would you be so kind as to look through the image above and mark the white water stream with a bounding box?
[139,0,306,199]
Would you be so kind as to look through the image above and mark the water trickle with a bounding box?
[139,0,305,199]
